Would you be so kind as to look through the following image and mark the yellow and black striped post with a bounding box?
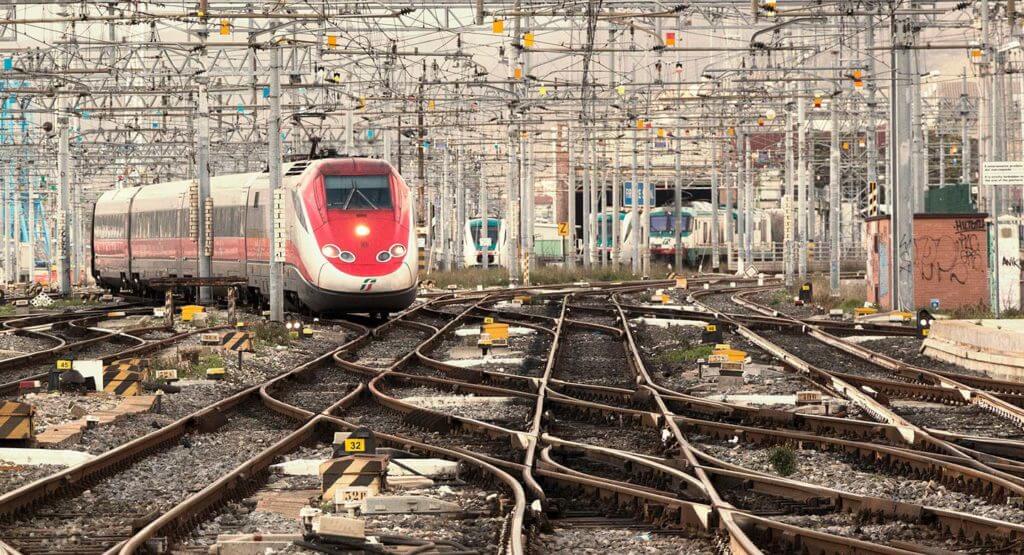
[868,180,878,217]
[103,368,143,396]
[0,401,34,440]
[319,454,389,503]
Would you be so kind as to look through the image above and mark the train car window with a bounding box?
[680,214,692,232]
[324,175,392,210]
[292,190,308,231]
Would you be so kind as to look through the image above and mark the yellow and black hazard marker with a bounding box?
[102,369,143,396]
[109,358,148,376]
[220,331,254,352]
[221,331,254,374]
[319,454,389,503]
[0,401,34,440]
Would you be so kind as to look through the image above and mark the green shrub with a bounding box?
[251,321,291,348]
[655,345,714,365]
[768,445,797,476]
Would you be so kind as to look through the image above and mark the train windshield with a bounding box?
[324,175,392,210]
[650,214,673,234]
[650,213,692,234]
[470,220,500,250]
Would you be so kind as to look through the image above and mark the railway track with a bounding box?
[2,279,1023,554]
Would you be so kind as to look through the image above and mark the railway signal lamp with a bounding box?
[797,282,813,305]
[219,19,231,35]
[917,310,933,337]
[523,33,535,48]
[702,323,724,344]
[492,19,504,34]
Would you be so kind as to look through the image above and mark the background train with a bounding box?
[596,202,780,267]
[92,157,418,315]
[462,218,562,267]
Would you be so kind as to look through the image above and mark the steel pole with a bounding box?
[267,46,284,321]
[57,102,71,294]
[197,81,213,302]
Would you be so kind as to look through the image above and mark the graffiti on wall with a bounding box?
[915,218,985,286]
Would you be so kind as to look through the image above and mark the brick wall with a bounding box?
[913,214,988,310]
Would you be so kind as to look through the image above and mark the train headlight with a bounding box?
[355,224,370,237]
[389,244,407,258]
[339,251,355,263]
[376,251,392,263]
[321,244,341,258]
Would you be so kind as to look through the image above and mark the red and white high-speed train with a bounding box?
[92,157,418,315]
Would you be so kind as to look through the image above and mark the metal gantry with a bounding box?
[0,1,1015,313]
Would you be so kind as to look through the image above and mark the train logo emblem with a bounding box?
[360,278,377,292]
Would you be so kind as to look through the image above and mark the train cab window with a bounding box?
[324,175,392,210]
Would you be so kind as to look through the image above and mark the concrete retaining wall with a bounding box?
[923,319,1024,381]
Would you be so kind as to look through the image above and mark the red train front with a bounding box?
[92,157,418,316]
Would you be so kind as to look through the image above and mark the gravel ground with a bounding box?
[0,333,59,359]
[428,321,551,378]
[548,407,664,456]
[360,483,505,552]
[389,385,534,430]
[538,526,723,554]
[891,400,1024,438]
[0,402,297,554]
[345,325,429,368]
[566,306,619,327]
[570,294,614,309]
[0,460,64,496]
[402,309,453,329]
[748,289,823,319]
[632,321,808,401]
[756,330,894,381]
[269,366,359,414]
[61,328,349,454]
[696,290,761,316]
[554,328,633,388]
[342,398,522,462]
[859,336,986,378]
[698,439,1024,523]
[496,300,562,319]
[23,392,122,431]
[773,511,993,551]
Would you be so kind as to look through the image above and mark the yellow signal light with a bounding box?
[492,19,505,34]
[523,33,535,48]
[219,19,230,35]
